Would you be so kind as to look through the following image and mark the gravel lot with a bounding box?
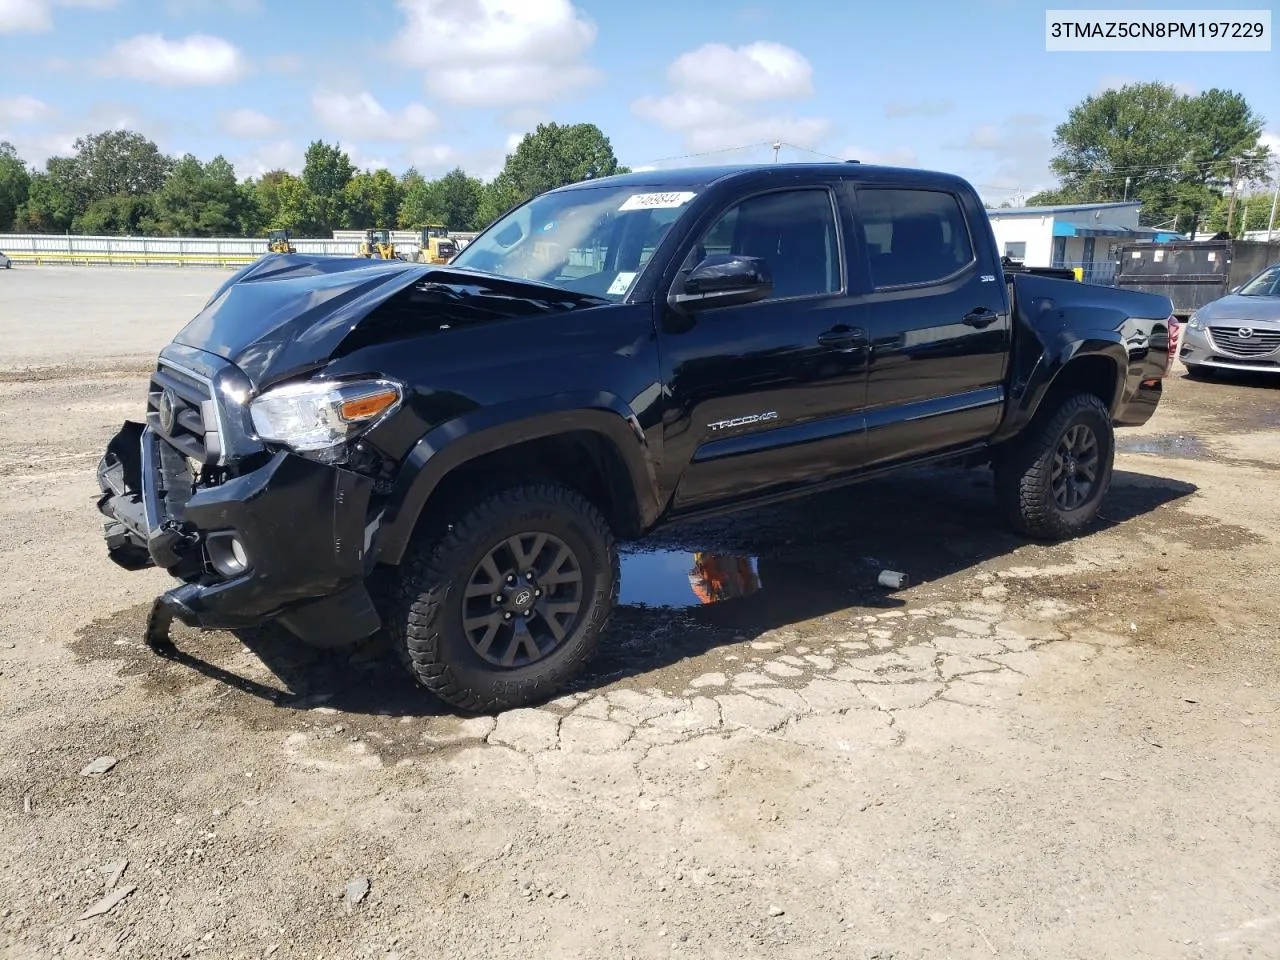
[2,266,1279,960]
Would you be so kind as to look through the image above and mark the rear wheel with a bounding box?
[994,392,1115,541]
[390,481,618,713]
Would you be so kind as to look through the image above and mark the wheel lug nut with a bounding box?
[524,609,534,618]
[525,571,535,581]
[503,612,513,621]
[534,589,542,598]
[506,575,516,585]
[494,594,504,604]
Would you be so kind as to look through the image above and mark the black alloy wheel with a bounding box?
[1051,423,1100,511]
[462,532,585,668]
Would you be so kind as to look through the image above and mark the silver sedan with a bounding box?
[1179,263,1280,377]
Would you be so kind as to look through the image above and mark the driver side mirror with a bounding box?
[671,254,773,310]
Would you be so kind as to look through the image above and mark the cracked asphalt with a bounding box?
[2,267,1279,960]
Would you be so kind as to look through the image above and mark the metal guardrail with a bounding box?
[0,233,364,267]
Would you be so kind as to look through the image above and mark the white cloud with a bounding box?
[165,0,260,13]
[0,0,50,31]
[312,91,438,142]
[504,132,524,151]
[666,42,812,101]
[221,108,279,139]
[389,0,600,105]
[429,63,599,108]
[234,139,301,176]
[266,53,302,74]
[840,144,918,167]
[0,95,53,123]
[884,98,954,119]
[632,41,828,155]
[949,114,1055,199]
[94,33,246,85]
[0,0,114,33]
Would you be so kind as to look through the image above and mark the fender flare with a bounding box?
[993,334,1129,444]
[374,391,662,565]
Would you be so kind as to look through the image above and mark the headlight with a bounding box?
[249,377,403,455]
[1187,311,1205,331]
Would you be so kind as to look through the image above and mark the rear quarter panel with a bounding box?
[994,274,1173,440]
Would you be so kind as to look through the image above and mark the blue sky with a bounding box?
[1,0,1277,203]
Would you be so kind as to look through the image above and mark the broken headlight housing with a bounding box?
[248,377,403,460]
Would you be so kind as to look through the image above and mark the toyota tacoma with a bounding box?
[96,162,1176,711]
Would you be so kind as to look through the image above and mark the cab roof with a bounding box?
[549,162,974,194]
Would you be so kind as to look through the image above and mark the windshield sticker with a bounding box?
[619,192,696,211]
[1207,252,1216,261]
[607,272,637,295]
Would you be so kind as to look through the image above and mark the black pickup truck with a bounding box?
[96,163,1175,711]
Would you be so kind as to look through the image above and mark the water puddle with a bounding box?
[619,550,764,609]
[1117,434,1208,458]
[615,548,895,631]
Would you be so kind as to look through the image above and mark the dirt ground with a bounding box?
[2,266,1278,960]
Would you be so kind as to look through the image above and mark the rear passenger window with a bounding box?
[693,189,841,300]
[859,188,975,288]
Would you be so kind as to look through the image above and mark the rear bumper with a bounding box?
[96,421,381,646]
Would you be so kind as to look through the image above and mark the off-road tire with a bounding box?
[390,481,618,713]
[994,392,1115,541]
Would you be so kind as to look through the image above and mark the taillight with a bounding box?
[1166,315,1180,374]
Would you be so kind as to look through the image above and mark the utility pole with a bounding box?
[1268,180,1278,241]
[772,141,781,163]
[1124,176,1131,201]
[1226,157,1242,235]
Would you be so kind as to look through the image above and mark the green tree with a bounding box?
[73,194,156,235]
[0,141,31,232]
[475,177,523,230]
[397,168,433,229]
[18,165,79,232]
[301,140,355,232]
[491,122,627,207]
[342,168,403,229]
[149,154,245,236]
[253,170,318,235]
[68,130,174,204]
[429,167,483,230]
[1040,82,1269,233]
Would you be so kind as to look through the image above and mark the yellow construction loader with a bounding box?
[415,225,458,264]
[358,229,398,260]
[266,229,296,254]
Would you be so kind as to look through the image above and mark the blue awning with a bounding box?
[1053,221,1139,238]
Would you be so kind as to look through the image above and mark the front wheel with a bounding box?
[994,392,1115,541]
[390,481,619,713]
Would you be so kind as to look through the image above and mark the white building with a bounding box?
[986,201,1183,282]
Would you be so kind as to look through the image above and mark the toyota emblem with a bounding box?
[1238,327,1254,339]
[157,388,178,433]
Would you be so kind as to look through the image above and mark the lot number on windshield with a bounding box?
[619,192,697,211]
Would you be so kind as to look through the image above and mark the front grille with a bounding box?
[146,363,214,463]
[1209,325,1280,358]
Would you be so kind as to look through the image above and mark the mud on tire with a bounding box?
[389,481,619,713]
[994,391,1115,541]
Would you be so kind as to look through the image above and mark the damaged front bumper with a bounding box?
[96,421,382,647]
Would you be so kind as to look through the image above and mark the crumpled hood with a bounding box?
[173,253,601,386]
[1195,294,1280,325]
